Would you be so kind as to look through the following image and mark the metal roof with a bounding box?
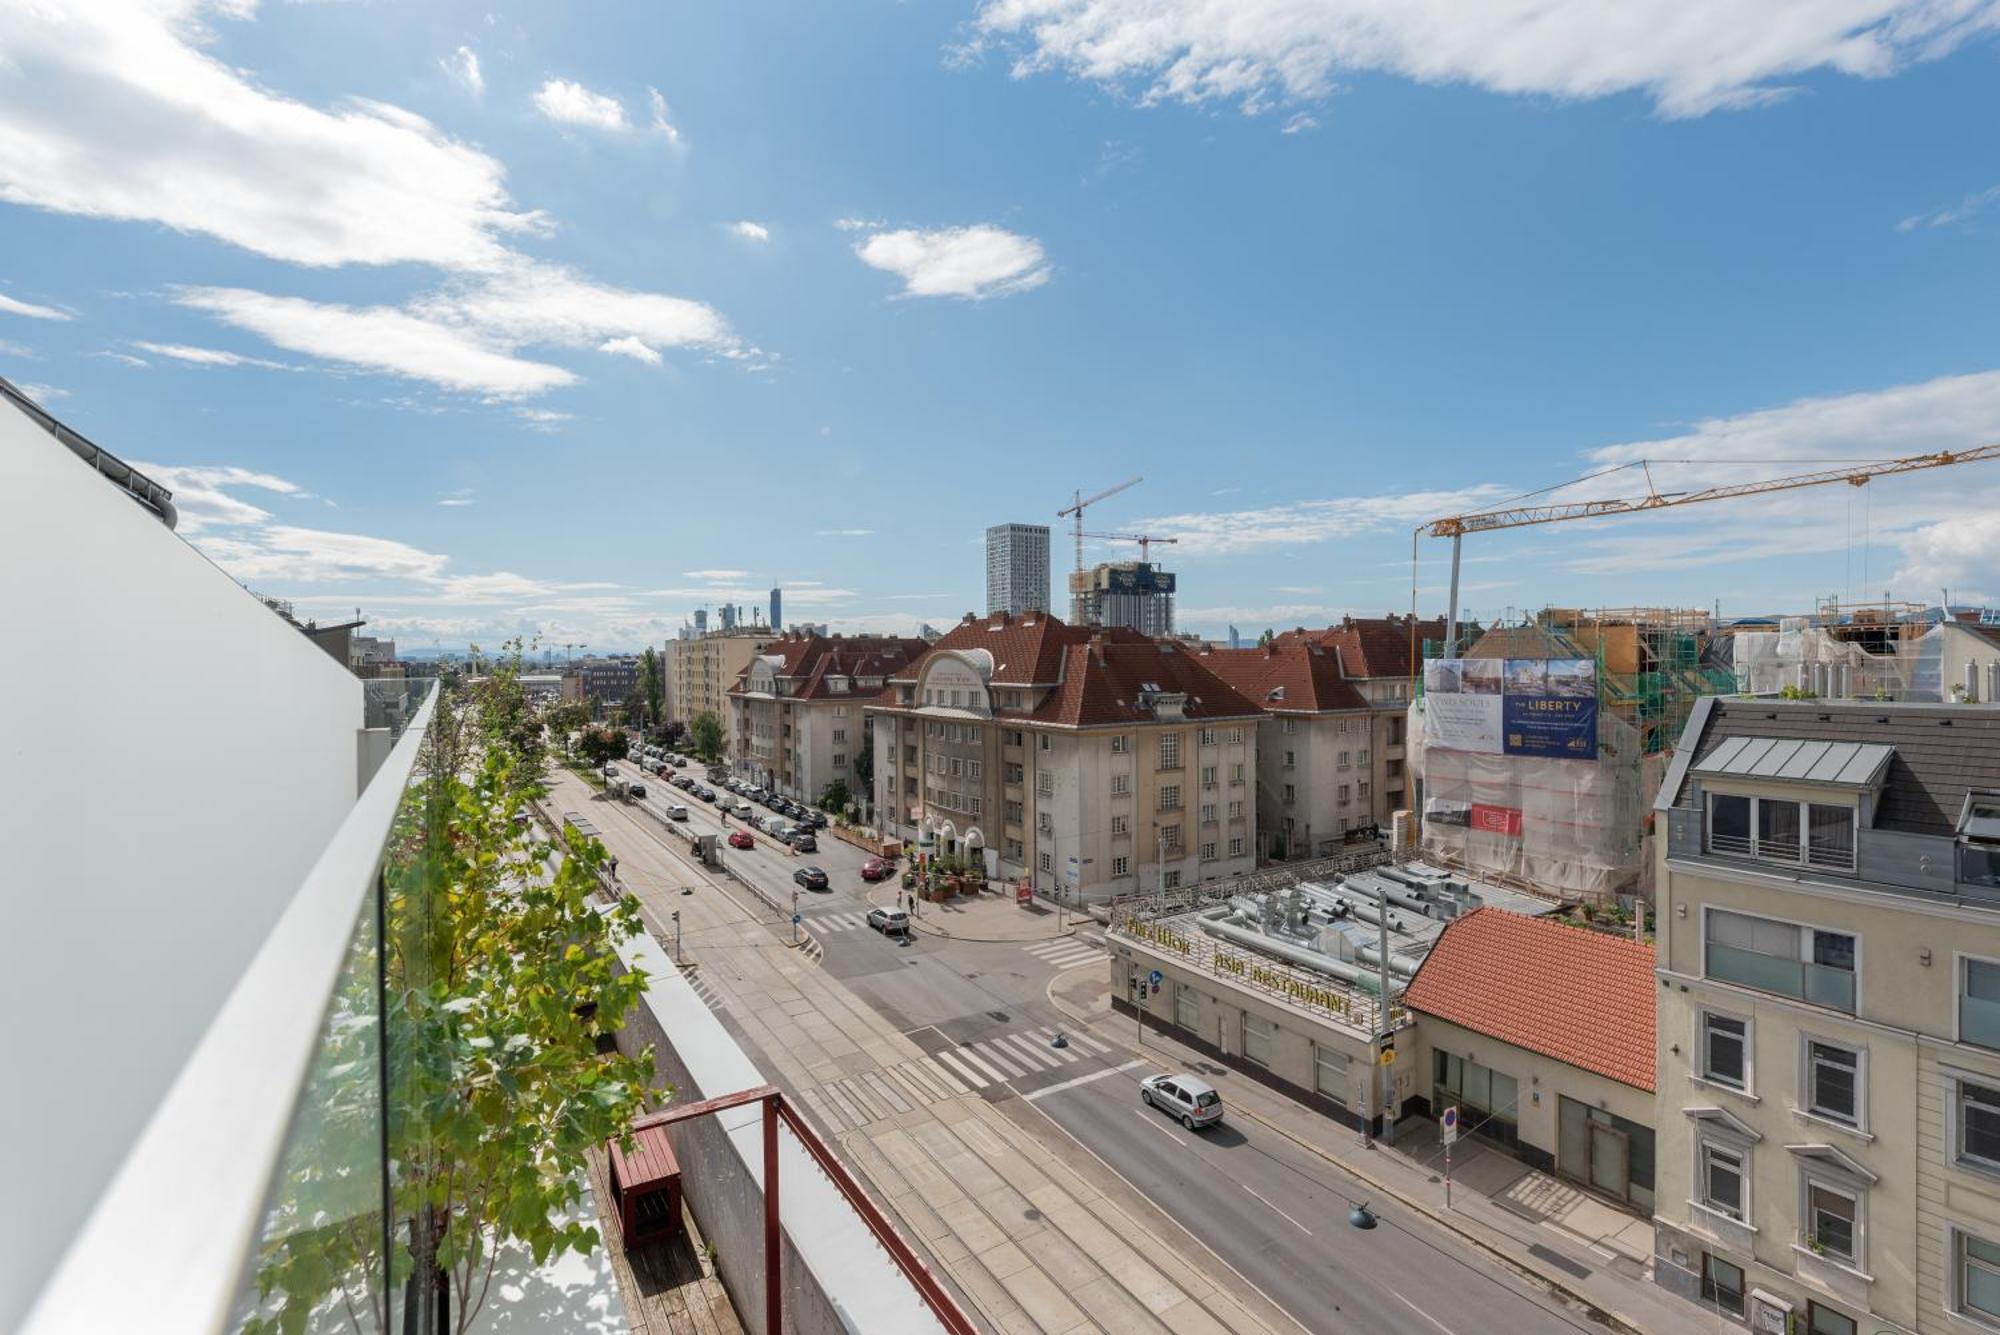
[1690,735,1894,788]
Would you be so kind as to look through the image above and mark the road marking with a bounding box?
[915,1056,968,1096]
[1394,1293,1456,1335]
[1024,1059,1149,1102]
[959,1042,1022,1080]
[932,1049,991,1089]
[798,1086,847,1134]
[860,1070,911,1114]
[1241,1184,1314,1236]
[1132,1107,1188,1147]
[990,1033,1065,1071]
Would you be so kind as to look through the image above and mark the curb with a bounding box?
[1041,982,1646,1335]
[874,887,1090,945]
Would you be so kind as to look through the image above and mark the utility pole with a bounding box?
[791,890,799,946]
[672,909,682,964]
[1376,882,1397,1147]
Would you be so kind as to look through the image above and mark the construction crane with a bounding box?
[1057,476,1142,573]
[1418,445,2000,663]
[1078,531,1181,564]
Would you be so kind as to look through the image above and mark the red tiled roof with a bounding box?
[1197,643,1368,713]
[891,610,1098,686]
[730,631,927,698]
[1402,907,1656,1092]
[1024,638,1265,727]
[1274,615,1451,680]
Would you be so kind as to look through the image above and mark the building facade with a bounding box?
[769,586,782,633]
[665,627,773,754]
[1652,697,2000,1335]
[985,523,1051,616]
[868,611,1261,900]
[1069,560,1176,636]
[729,631,927,804]
[576,655,641,711]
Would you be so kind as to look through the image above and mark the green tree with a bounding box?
[639,647,665,735]
[546,699,592,746]
[689,710,724,764]
[466,639,548,793]
[851,732,874,794]
[576,725,629,768]
[818,777,851,815]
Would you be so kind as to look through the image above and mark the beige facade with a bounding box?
[731,661,868,803]
[1652,699,2000,1335]
[666,629,771,750]
[1260,711,1386,858]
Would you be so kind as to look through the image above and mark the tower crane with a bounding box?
[1078,531,1181,564]
[1416,444,2000,668]
[1057,476,1142,573]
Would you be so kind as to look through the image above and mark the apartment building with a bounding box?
[868,611,1262,901]
[729,630,927,803]
[665,626,773,750]
[1276,614,1443,824]
[1652,696,2000,1335]
[1199,638,1386,859]
[985,522,1051,615]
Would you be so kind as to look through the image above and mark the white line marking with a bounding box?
[1241,1184,1314,1236]
[1025,1059,1149,1102]
[932,1049,989,1088]
[1394,1294,1456,1335]
[993,1033,1066,1070]
[955,1044,1015,1082]
[1133,1107,1187,1146]
[1068,1030,1111,1055]
[917,1055,968,1096]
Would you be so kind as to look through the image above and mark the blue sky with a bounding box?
[6,1,2000,650]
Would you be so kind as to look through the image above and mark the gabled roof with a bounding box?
[731,631,928,699]
[1274,615,1450,680]
[1023,638,1266,727]
[1197,643,1368,713]
[891,610,1097,686]
[1402,907,1656,1092]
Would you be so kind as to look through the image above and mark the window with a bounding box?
[1038,771,1055,797]
[832,727,846,742]
[967,760,982,780]
[1805,1041,1861,1127]
[1200,841,1217,862]
[1226,727,1243,744]
[1965,958,2000,1050]
[1230,763,1245,783]
[1338,784,1351,804]
[1700,1011,1749,1090]
[1005,838,1023,860]
[1229,837,1244,857]
[1201,765,1217,787]
[1958,1079,2000,1170]
[1174,982,1197,1029]
[1038,812,1053,833]
[1706,792,1856,871]
[1700,1254,1745,1317]
[1284,784,1296,804]
[1162,825,1182,850]
[1229,800,1243,820]
[832,753,846,768]
[1955,1228,2000,1324]
[1705,909,1856,1012]
[1358,782,1370,801]
[1004,729,1023,747]
[1314,1044,1349,1105]
[1111,814,1128,836]
[1201,802,1217,824]
[1700,1142,1747,1220]
[1282,717,1297,734]
[1040,734,1050,751]
[1200,728,1216,746]
[1432,1050,1519,1144]
[1111,734,1129,753]
[1005,763,1023,784]
[1162,870,1182,890]
[1004,800,1023,823]
[1808,1304,1856,1335]
[1241,1012,1273,1066]
[1110,773,1130,796]
[1160,784,1181,811]
[1112,856,1130,877]
[1357,748,1369,766]
[1039,851,1053,872]
[1160,734,1182,769]
[1284,750,1296,768]
[950,757,963,777]
[1338,750,1351,770]
[1804,1178,1860,1266]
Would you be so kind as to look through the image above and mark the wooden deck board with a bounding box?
[586,1144,745,1335]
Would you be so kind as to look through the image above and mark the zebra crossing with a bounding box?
[681,966,724,1013]
[800,1025,1117,1132]
[1021,934,1109,972]
[802,908,873,934]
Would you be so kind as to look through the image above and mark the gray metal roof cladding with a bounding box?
[1690,735,1896,787]
[1676,699,2000,837]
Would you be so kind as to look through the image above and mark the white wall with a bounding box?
[0,403,363,1329]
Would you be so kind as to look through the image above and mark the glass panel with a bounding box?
[1590,1124,1629,1198]
[1966,1235,2000,1317]
[1705,1149,1742,1216]
[1702,1255,1746,1315]
[1808,1302,1857,1335]
[1707,941,1804,998]
[1807,804,1856,869]
[1805,963,1857,1012]
[1709,794,1751,855]
[1559,1097,1589,1180]
[1809,1184,1856,1260]
[1758,799,1802,861]
[1490,1072,1518,1119]
[1963,1084,2000,1165]
[1463,1061,1491,1113]
[1704,1015,1746,1084]
[1808,1044,1858,1121]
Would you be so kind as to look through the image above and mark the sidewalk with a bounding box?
[871,883,1087,945]
[1049,968,1728,1335]
[549,770,1291,1335]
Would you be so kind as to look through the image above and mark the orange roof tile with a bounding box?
[1402,907,1656,1092]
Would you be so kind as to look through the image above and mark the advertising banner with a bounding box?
[1425,798,1472,827]
[1425,691,1504,754]
[1469,803,1524,836]
[1426,654,1598,760]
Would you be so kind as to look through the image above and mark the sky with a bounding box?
[6,0,2000,651]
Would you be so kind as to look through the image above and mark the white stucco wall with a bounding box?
[0,402,363,1328]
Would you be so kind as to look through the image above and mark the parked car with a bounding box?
[788,831,817,853]
[763,817,791,839]
[860,856,891,882]
[1139,1074,1223,1130]
[866,906,909,936]
[793,866,829,892]
[805,811,829,830]
[626,782,646,799]
[666,804,690,821]
[696,785,716,802]
[728,829,755,850]
[671,755,687,768]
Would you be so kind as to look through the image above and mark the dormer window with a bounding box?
[1960,794,2000,889]
[1705,792,1856,872]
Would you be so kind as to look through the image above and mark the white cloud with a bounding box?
[814,528,875,537]
[0,1,541,270]
[1137,484,1515,555]
[135,462,304,530]
[93,350,149,367]
[415,260,737,360]
[15,382,68,403]
[833,216,883,232]
[174,285,578,397]
[853,224,1051,299]
[442,46,483,96]
[647,88,683,146]
[0,338,34,357]
[971,0,2000,120]
[132,340,294,370]
[683,568,751,581]
[730,220,770,242]
[534,78,629,131]
[1280,112,1319,135]
[1899,184,2000,232]
[0,292,71,320]
[1895,514,2000,600]
[598,335,663,365]
[437,488,476,508]
[512,406,572,430]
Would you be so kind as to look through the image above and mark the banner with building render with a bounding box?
[1424,655,1597,760]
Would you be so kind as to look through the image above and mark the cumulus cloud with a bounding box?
[533,78,629,131]
[852,224,1050,299]
[970,0,2000,120]
[597,336,663,365]
[730,220,770,242]
[441,46,483,96]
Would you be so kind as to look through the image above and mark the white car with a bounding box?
[1140,1073,1224,1130]
[866,906,910,936]
[665,804,689,821]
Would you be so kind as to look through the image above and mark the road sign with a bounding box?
[1149,970,1163,987]
[1440,1105,1460,1146]
[792,913,801,925]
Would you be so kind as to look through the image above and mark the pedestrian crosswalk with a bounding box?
[682,966,724,1013]
[804,909,873,934]
[799,1025,1117,1133]
[1021,935,1109,972]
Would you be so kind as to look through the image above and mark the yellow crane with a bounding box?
[1057,476,1142,573]
[1077,530,1180,564]
[1415,444,2000,667]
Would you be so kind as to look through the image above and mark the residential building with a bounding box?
[1651,696,2000,1335]
[349,633,396,668]
[1069,559,1176,636]
[730,630,927,803]
[577,654,641,712]
[1404,908,1658,1212]
[664,626,774,751]
[985,522,1051,615]
[868,610,1261,899]
[1278,614,1444,834]
[1199,638,1387,859]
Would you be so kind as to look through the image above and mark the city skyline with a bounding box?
[5,2,2000,652]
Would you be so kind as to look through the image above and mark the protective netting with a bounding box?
[1409,697,1646,902]
[1723,618,1918,698]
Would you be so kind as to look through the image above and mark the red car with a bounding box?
[860,857,890,882]
[728,829,755,850]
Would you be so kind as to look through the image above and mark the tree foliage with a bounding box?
[576,726,629,768]
[689,710,724,763]
[639,647,665,733]
[818,777,851,815]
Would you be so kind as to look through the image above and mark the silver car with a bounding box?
[1140,1073,1223,1130]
